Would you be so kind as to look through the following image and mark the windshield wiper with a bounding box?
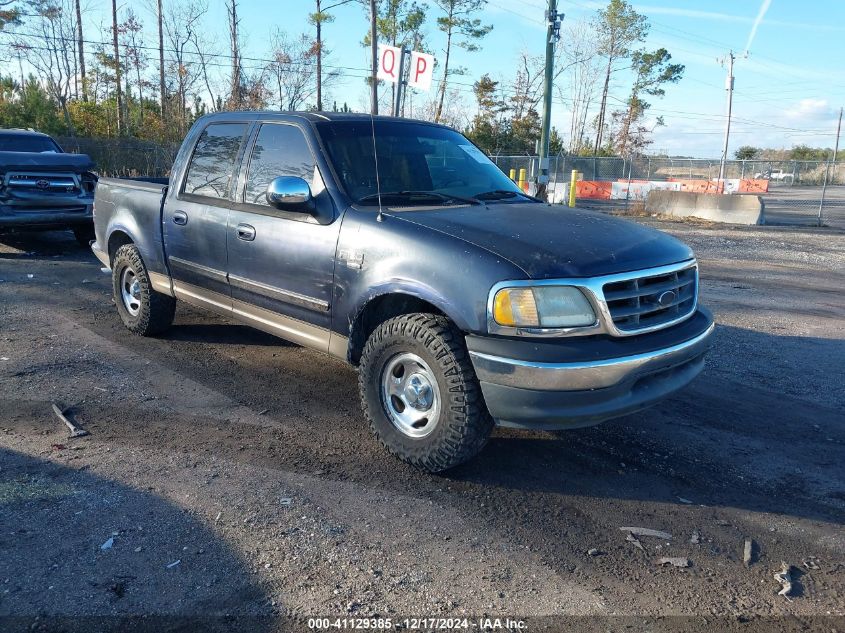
[472,189,537,202]
[355,190,480,206]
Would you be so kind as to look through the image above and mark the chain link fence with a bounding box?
[57,137,179,178]
[491,154,845,228]
[53,138,843,228]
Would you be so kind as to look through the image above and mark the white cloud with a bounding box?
[784,99,834,121]
[635,6,750,23]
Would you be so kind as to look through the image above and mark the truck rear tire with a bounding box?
[112,244,175,336]
[358,314,494,472]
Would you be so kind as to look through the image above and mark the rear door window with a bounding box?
[244,124,317,206]
[182,123,248,199]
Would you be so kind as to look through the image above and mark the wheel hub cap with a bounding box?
[404,373,433,410]
[380,352,441,438]
[120,267,142,317]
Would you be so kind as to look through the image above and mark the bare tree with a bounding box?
[226,0,242,109]
[510,52,544,121]
[266,30,320,111]
[121,8,146,128]
[162,0,206,133]
[557,19,601,153]
[188,27,220,112]
[13,0,77,132]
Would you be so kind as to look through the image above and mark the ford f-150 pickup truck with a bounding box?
[91,112,714,472]
[0,129,97,245]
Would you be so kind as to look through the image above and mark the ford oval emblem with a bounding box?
[36,178,50,190]
[657,290,677,307]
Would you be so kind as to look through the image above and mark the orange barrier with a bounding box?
[575,181,612,199]
[666,178,769,194]
[736,179,769,193]
[573,178,770,200]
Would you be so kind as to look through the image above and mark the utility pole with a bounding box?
[316,0,323,111]
[74,0,87,102]
[718,51,736,184]
[369,0,378,115]
[392,48,408,118]
[818,106,843,226]
[157,0,165,120]
[536,0,562,201]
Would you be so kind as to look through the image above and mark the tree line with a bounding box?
[2,0,815,161]
[734,145,844,162]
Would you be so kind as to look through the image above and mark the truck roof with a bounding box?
[194,111,452,128]
[0,128,54,137]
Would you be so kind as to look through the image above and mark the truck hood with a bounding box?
[392,202,694,278]
[0,151,95,173]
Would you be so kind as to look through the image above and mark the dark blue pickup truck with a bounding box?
[91,112,714,472]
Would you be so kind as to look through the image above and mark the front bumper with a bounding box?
[0,200,93,229]
[468,308,714,430]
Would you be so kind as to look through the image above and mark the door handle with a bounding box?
[172,210,188,225]
[236,223,256,241]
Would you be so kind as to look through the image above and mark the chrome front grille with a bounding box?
[603,264,697,333]
[6,172,80,193]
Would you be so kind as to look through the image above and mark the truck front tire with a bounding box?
[112,244,176,336]
[358,314,494,472]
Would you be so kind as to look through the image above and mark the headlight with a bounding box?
[492,286,595,328]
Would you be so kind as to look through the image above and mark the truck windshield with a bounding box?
[0,134,62,153]
[316,120,528,206]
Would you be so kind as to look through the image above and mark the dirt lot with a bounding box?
[0,219,843,632]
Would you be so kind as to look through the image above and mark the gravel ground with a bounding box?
[0,219,843,633]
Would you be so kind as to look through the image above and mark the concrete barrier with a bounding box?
[646,190,765,225]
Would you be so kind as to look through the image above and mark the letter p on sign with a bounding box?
[407,51,434,91]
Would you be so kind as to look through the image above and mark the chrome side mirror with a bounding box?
[266,176,314,212]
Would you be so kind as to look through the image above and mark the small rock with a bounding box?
[588,548,601,557]
[100,537,114,551]
[658,557,691,568]
[620,527,672,540]
[743,539,755,567]
[690,530,701,544]
[134,547,142,553]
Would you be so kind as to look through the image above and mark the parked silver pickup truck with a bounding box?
[92,112,714,471]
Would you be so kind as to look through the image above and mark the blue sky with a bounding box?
[218,0,845,155]
[18,0,845,156]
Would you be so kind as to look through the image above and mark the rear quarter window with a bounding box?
[182,123,248,199]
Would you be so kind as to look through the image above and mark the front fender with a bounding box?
[331,209,528,339]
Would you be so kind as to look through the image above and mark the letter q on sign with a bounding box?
[407,51,434,91]
[377,45,401,83]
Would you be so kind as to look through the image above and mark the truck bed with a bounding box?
[93,177,170,276]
